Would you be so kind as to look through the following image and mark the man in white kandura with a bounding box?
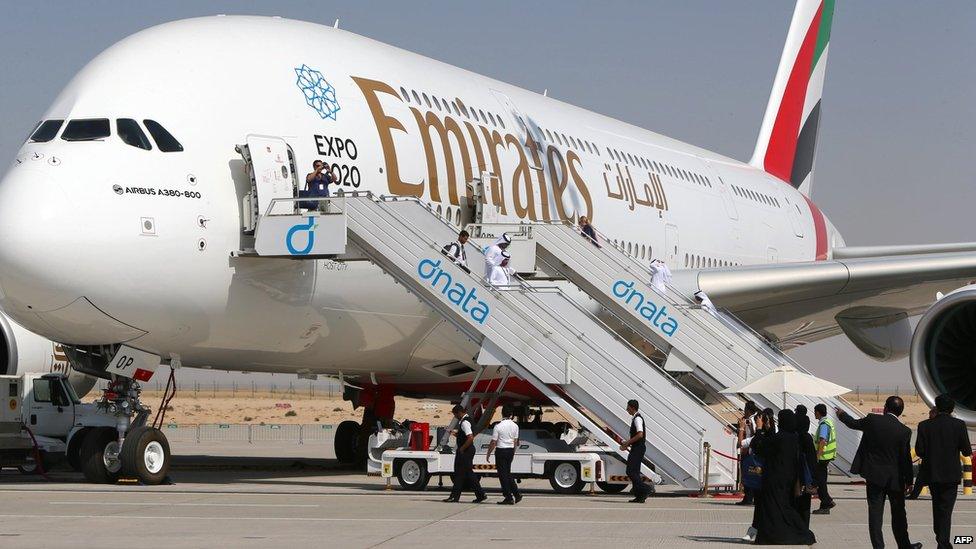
[648,258,672,294]
[483,233,511,279]
[694,290,717,315]
[486,250,515,287]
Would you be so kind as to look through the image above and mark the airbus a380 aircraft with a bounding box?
[2,0,976,467]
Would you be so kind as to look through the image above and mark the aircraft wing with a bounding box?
[673,250,976,347]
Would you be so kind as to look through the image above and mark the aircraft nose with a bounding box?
[0,166,81,313]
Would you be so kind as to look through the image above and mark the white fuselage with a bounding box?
[0,16,841,390]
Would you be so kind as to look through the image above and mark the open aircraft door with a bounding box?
[237,135,299,232]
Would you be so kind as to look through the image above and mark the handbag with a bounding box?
[794,450,815,496]
[742,453,763,490]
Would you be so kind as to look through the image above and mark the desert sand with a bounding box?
[122,390,929,428]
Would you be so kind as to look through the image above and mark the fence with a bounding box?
[849,386,923,403]
[162,423,336,444]
[92,378,346,399]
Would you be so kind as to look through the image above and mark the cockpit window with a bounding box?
[143,120,184,152]
[61,118,111,141]
[29,120,64,143]
[117,119,152,150]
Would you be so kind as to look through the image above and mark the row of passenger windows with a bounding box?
[433,203,465,228]
[399,86,508,131]
[611,239,653,261]
[398,84,716,193]
[604,146,713,189]
[731,184,780,208]
[685,253,739,269]
[28,118,184,152]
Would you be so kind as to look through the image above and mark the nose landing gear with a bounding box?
[76,377,172,485]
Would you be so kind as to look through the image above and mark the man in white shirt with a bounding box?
[443,405,487,503]
[486,404,522,504]
[619,399,651,503]
[486,250,515,287]
[441,229,470,273]
[648,259,672,295]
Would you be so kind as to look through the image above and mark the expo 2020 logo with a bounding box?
[295,64,340,121]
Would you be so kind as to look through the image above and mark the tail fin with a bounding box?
[749,0,835,196]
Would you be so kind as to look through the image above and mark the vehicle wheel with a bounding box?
[335,420,359,464]
[18,450,56,475]
[80,428,122,484]
[67,427,91,472]
[597,481,628,494]
[548,461,585,494]
[396,458,430,491]
[120,426,171,485]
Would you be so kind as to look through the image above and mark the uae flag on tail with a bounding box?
[750,0,835,196]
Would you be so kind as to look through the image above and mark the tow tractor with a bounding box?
[0,357,173,484]
[368,419,649,494]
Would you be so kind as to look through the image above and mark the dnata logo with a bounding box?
[286,216,319,255]
[612,280,679,336]
[418,258,490,324]
[295,64,340,120]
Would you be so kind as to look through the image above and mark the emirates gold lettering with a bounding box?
[354,77,595,222]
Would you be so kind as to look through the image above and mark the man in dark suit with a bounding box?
[836,396,921,549]
[916,394,972,549]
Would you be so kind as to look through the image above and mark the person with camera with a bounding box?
[302,160,334,211]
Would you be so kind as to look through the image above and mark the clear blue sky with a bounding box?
[1,1,973,386]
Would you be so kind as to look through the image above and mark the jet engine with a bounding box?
[0,311,97,397]
[911,286,976,425]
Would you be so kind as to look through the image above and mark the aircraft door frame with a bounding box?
[703,160,739,221]
[239,135,300,232]
[780,191,806,238]
[665,224,679,267]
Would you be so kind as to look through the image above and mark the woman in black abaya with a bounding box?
[751,409,816,545]
[793,414,818,529]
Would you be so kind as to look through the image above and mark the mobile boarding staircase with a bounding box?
[518,223,862,475]
[240,191,859,488]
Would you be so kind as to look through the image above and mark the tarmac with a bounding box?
[0,441,973,548]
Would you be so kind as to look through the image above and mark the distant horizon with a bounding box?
[2,1,973,388]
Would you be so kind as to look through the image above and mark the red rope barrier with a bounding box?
[711,448,741,462]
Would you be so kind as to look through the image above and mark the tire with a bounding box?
[120,426,171,485]
[395,458,430,491]
[548,461,585,494]
[597,481,628,494]
[67,428,91,472]
[18,450,56,475]
[335,420,359,464]
[80,428,122,484]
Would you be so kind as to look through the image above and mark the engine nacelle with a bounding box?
[911,286,976,425]
[0,311,97,397]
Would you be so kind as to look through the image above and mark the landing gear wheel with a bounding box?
[67,428,91,472]
[396,458,430,491]
[597,481,628,494]
[80,428,122,484]
[549,461,585,494]
[335,420,359,464]
[121,426,171,485]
